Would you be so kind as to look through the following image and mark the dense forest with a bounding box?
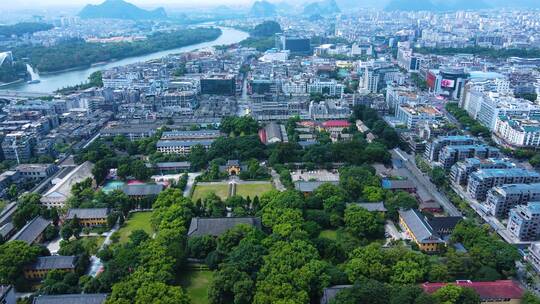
[0,61,27,83]
[240,37,275,52]
[0,22,53,37]
[11,27,222,72]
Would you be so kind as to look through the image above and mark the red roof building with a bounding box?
[299,121,317,128]
[322,120,351,129]
[258,129,267,144]
[421,280,524,303]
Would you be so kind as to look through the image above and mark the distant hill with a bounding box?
[249,1,277,17]
[384,0,490,11]
[303,0,341,15]
[336,0,387,9]
[333,0,540,11]
[251,21,282,37]
[384,0,437,11]
[274,1,295,13]
[79,0,167,20]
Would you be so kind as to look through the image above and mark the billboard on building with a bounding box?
[441,79,455,88]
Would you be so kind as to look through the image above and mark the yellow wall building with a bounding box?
[24,256,77,281]
[65,208,109,227]
[398,209,444,252]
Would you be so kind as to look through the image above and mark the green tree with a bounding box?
[313,183,347,211]
[331,279,389,304]
[428,263,450,282]
[0,241,42,285]
[430,167,447,187]
[339,166,379,201]
[187,235,216,259]
[220,117,260,137]
[7,185,18,199]
[209,265,255,304]
[129,230,150,246]
[364,142,391,164]
[189,144,208,171]
[92,160,111,185]
[523,291,540,304]
[134,282,190,304]
[363,186,384,202]
[40,270,80,295]
[390,260,426,284]
[253,240,329,304]
[203,193,226,217]
[530,154,540,168]
[385,191,419,221]
[344,205,384,239]
[12,193,43,229]
[432,285,480,304]
[60,225,74,240]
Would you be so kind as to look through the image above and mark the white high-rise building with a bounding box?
[494,116,540,148]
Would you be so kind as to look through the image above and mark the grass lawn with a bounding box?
[192,183,230,201]
[178,270,213,304]
[117,211,154,243]
[235,183,273,198]
[319,229,338,240]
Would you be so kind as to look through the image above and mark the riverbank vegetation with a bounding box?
[11,27,221,73]
[56,71,103,94]
[0,61,27,84]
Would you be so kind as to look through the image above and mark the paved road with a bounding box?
[82,132,101,149]
[88,222,119,277]
[451,184,528,245]
[270,169,286,191]
[385,220,404,240]
[392,148,462,217]
[237,75,250,116]
[46,236,62,255]
[183,172,202,197]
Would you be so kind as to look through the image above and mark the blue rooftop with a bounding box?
[474,168,540,179]
[444,144,498,152]
[526,202,540,214]
[469,71,504,79]
[438,135,475,141]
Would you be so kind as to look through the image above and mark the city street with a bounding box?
[451,184,530,246]
[392,148,462,216]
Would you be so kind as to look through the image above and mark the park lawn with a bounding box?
[192,183,230,201]
[235,183,274,198]
[117,211,154,243]
[178,270,213,304]
[319,229,338,240]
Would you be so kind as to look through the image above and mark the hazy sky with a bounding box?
[4,0,255,10]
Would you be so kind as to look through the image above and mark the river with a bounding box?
[1,27,249,93]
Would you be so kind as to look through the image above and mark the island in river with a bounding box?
[1,27,249,93]
[11,27,222,74]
